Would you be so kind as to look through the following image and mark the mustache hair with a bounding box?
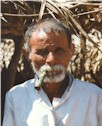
[38,64,66,74]
[38,64,67,83]
[32,62,67,85]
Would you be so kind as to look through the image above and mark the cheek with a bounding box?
[61,55,71,68]
[29,53,45,68]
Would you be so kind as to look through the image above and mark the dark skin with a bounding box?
[42,74,69,102]
[28,29,75,102]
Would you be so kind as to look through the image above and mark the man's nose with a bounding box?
[46,52,56,65]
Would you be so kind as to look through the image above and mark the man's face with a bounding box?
[29,30,74,83]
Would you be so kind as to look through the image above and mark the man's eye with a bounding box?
[54,47,64,54]
[36,49,48,56]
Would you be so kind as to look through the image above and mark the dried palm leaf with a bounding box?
[39,0,47,21]
[67,10,101,51]
[46,0,66,19]
[86,4,98,22]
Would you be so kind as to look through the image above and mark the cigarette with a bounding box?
[35,71,47,89]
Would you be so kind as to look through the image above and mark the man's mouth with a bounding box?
[46,70,61,76]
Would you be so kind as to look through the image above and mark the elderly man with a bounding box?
[3,18,102,126]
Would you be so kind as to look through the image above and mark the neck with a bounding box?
[42,75,69,102]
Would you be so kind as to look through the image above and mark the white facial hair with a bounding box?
[31,63,67,83]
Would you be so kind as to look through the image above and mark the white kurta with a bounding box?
[2,77,102,126]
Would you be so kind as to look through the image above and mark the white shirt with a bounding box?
[2,76,102,126]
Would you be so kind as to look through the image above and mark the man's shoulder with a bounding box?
[73,79,102,94]
[7,79,35,95]
[5,79,38,106]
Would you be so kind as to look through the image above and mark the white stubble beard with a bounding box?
[31,62,67,83]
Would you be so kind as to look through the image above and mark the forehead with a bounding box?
[31,30,48,41]
[29,29,69,49]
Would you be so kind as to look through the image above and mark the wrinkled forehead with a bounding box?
[30,29,69,50]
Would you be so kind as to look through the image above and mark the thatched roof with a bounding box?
[1,0,102,36]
